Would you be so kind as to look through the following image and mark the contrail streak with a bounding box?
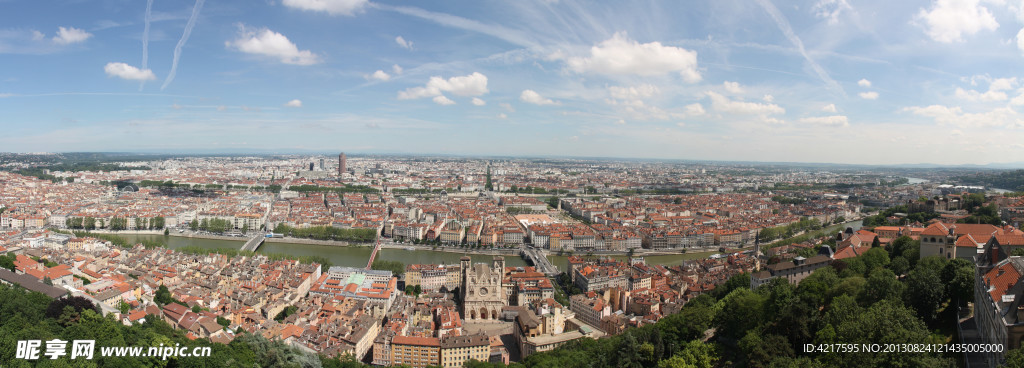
[140,0,154,91]
[161,0,204,90]
[755,0,846,97]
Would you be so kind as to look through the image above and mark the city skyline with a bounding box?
[2,0,1024,165]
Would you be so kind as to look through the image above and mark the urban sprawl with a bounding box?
[3,154,1024,366]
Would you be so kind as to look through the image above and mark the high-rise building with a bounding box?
[309,162,315,171]
[338,152,346,177]
[319,158,325,170]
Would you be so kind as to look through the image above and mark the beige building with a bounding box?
[460,256,508,321]
[391,336,440,368]
[439,334,490,368]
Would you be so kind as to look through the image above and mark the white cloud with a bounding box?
[723,81,744,94]
[368,70,391,81]
[433,95,455,105]
[916,0,998,43]
[822,103,838,113]
[615,119,626,125]
[472,97,486,106]
[905,104,1022,128]
[497,113,508,119]
[282,0,368,16]
[395,36,413,50]
[285,99,302,107]
[608,84,659,100]
[226,26,321,65]
[217,105,227,111]
[520,90,559,105]
[566,32,701,82]
[813,0,853,25]
[1012,88,1024,105]
[31,30,45,41]
[706,91,784,115]
[956,87,1007,102]
[685,103,706,116]
[1017,28,1024,55]
[52,26,92,45]
[859,91,879,100]
[104,62,156,81]
[398,72,489,99]
[500,103,516,112]
[857,79,871,87]
[392,64,403,74]
[763,94,774,102]
[798,115,849,127]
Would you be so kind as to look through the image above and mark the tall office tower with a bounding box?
[319,158,325,170]
[338,152,346,177]
[310,162,315,171]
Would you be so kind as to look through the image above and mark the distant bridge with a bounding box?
[240,235,266,252]
[365,219,386,269]
[521,247,559,276]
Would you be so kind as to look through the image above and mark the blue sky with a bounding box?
[2,0,1024,165]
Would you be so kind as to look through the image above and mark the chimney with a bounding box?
[993,244,1001,265]
[1018,305,1024,323]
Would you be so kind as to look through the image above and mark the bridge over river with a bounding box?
[239,234,266,252]
[520,247,559,276]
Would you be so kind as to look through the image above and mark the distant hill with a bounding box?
[954,169,1024,191]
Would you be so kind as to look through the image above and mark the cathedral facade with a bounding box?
[460,256,508,321]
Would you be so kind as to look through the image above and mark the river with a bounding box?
[117,217,864,272]
[115,234,722,271]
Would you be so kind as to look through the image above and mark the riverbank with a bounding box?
[380,243,520,256]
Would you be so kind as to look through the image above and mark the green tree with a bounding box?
[485,166,493,191]
[889,256,911,276]
[617,333,644,368]
[155,285,173,305]
[712,272,751,299]
[658,340,717,368]
[714,288,765,339]
[860,268,904,304]
[118,301,131,314]
[0,253,14,271]
[1005,347,1024,368]
[942,258,975,307]
[821,299,948,367]
[740,332,794,368]
[904,265,945,323]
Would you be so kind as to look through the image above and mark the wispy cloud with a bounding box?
[161,0,205,90]
[373,3,539,49]
[140,0,155,90]
[755,0,845,96]
[395,36,413,50]
[283,0,368,16]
